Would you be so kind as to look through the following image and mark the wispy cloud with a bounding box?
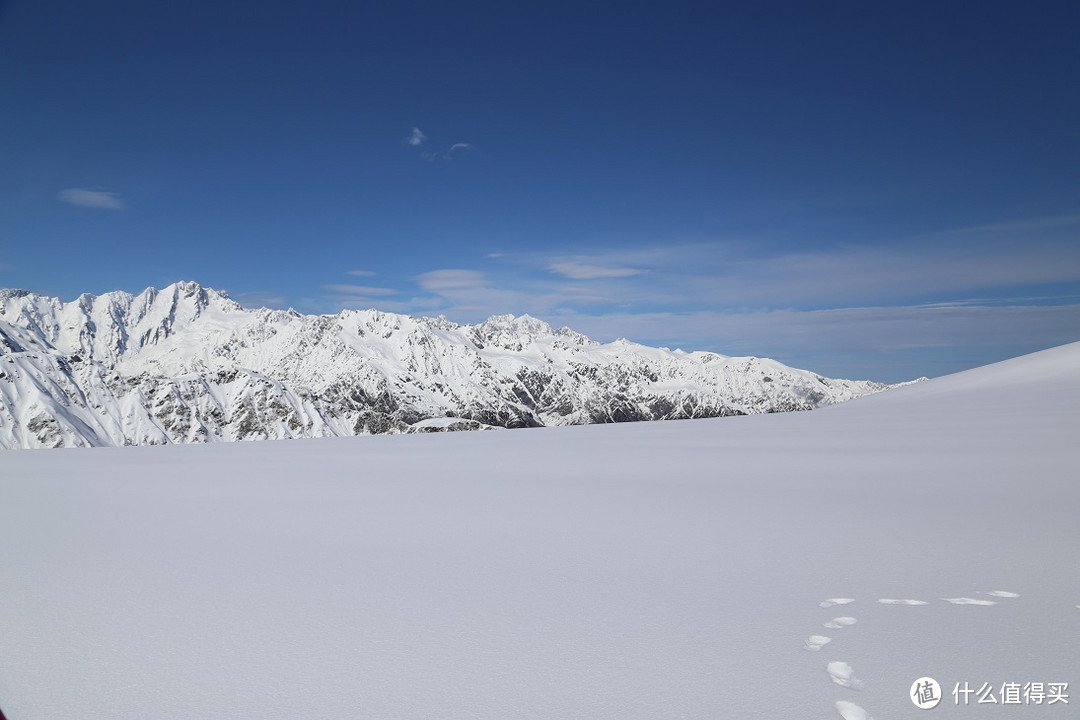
[233,291,287,309]
[554,304,1080,354]
[404,127,474,159]
[416,269,487,292]
[320,283,404,312]
[420,140,476,161]
[713,242,1080,306]
[346,270,377,277]
[412,269,556,315]
[365,218,1080,320]
[370,244,1075,323]
[58,188,125,210]
[550,303,1080,381]
[929,213,1080,237]
[322,284,398,296]
[529,228,1080,309]
[548,261,645,279]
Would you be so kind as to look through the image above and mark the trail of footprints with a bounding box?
[804,590,1023,719]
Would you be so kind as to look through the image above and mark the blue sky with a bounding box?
[2,1,1079,382]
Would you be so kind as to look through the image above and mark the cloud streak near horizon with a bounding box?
[58,188,125,210]
[548,261,645,279]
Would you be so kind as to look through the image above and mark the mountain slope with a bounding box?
[0,281,894,449]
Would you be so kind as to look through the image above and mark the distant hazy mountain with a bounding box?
[0,281,895,448]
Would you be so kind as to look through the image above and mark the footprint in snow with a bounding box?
[827,661,865,690]
[813,589,1020,720]
[820,598,856,608]
[806,601,872,719]
[835,700,873,720]
[979,590,1019,598]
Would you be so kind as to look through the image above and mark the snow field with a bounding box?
[0,342,1078,718]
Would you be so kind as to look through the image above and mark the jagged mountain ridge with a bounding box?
[0,281,893,449]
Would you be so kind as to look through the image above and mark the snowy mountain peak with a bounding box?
[131,281,240,315]
[0,282,897,449]
[0,288,32,301]
[470,313,593,350]
[476,313,554,336]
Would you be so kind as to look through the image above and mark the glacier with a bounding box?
[0,281,895,449]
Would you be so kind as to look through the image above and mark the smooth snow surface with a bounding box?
[1,342,1078,718]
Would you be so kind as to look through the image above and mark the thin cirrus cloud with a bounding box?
[423,145,474,161]
[346,270,377,277]
[548,302,1080,382]
[557,302,1080,386]
[692,243,1080,307]
[322,284,399,296]
[233,291,287,310]
[535,230,1080,309]
[414,269,552,315]
[554,304,1080,354]
[548,261,645,279]
[406,128,475,161]
[416,269,489,292]
[57,188,125,210]
[400,219,1080,320]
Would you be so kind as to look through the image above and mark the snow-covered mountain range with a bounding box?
[0,281,896,449]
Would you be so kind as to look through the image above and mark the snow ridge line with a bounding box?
[0,281,896,449]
